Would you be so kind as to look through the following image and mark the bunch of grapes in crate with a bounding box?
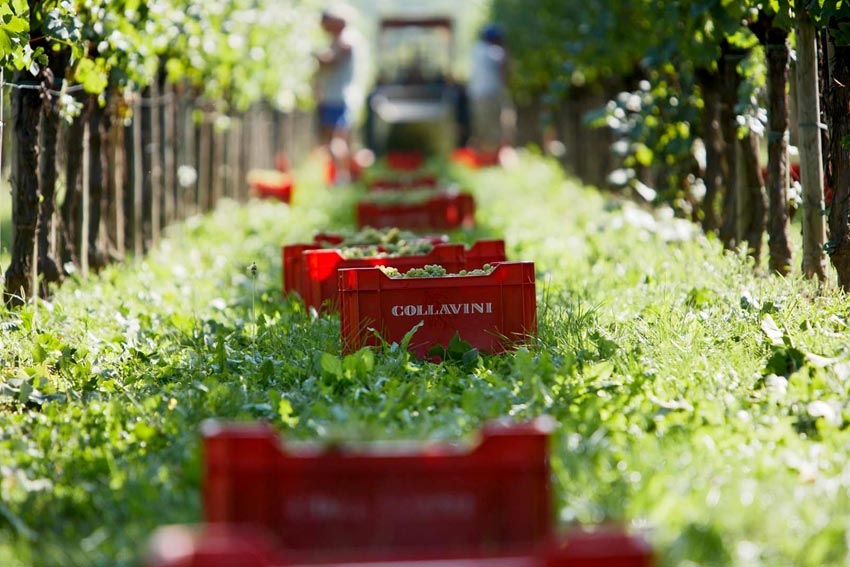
[282,226,507,319]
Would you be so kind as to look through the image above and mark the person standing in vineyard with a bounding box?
[315,5,363,184]
[467,24,512,160]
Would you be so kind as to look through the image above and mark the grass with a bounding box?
[1,152,850,566]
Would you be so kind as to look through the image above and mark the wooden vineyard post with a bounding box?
[175,93,187,220]
[263,108,273,167]
[247,108,258,171]
[227,116,242,200]
[198,111,211,212]
[113,118,125,259]
[81,119,90,278]
[181,96,197,217]
[150,80,163,249]
[163,83,176,226]
[287,111,298,165]
[284,112,294,167]
[239,112,250,200]
[133,95,143,260]
[255,108,265,169]
[213,117,225,206]
[795,8,827,280]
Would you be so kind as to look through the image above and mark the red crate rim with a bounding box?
[200,415,555,457]
[340,260,532,290]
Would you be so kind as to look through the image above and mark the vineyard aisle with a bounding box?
[2,155,850,566]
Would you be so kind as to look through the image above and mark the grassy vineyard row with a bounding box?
[1,155,850,566]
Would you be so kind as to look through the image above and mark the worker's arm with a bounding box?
[316,38,352,67]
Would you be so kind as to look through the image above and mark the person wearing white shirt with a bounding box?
[315,5,363,183]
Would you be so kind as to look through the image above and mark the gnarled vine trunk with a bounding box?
[4,71,41,306]
[87,100,109,271]
[37,50,70,295]
[718,42,742,249]
[764,25,792,275]
[5,0,46,305]
[826,41,850,289]
[737,132,767,263]
[696,67,724,234]
[61,96,87,267]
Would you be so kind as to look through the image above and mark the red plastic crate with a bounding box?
[302,245,464,311]
[386,151,425,171]
[146,420,653,567]
[312,232,346,246]
[464,239,506,270]
[283,243,322,299]
[201,419,554,555]
[302,240,506,311]
[450,147,500,169]
[340,261,536,357]
[283,235,459,302]
[148,526,653,567]
[547,530,654,567]
[249,170,294,203]
[357,193,475,230]
[312,232,449,247]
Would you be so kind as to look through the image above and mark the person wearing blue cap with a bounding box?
[468,23,510,157]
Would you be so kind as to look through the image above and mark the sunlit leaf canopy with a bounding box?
[484,0,850,204]
[1,0,329,112]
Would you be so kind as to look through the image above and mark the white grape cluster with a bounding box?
[331,227,435,258]
[378,264,495,279]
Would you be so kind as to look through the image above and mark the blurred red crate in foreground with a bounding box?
[199,419,553,555]
[146,419,652,567]
[340,261,535,357]
[302,240,506,311]
[148,525,653,567]
[357,193,475,230]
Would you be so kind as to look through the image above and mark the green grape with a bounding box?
[377,264,496,279]
[327,227,436,258]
